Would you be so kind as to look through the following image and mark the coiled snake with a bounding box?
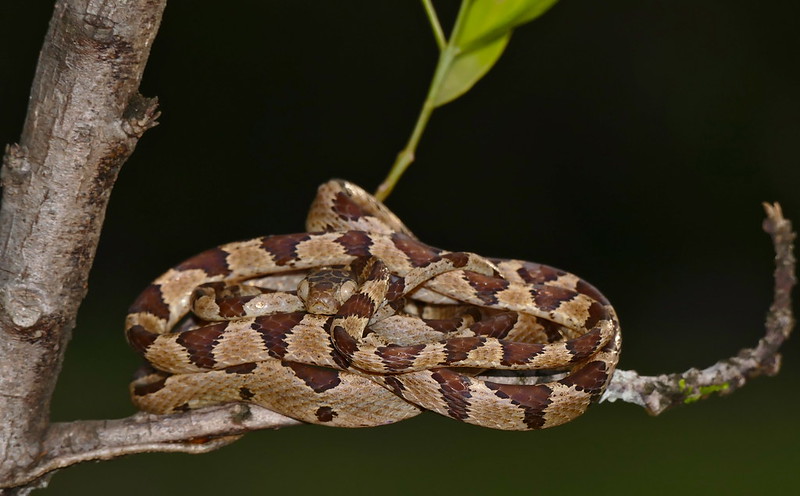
[127,180,621,430]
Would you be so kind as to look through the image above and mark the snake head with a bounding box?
[297,267,358,315]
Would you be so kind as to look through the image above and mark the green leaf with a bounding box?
[433,35,509,106]
[432,0,560,106]
[376,0,560,199]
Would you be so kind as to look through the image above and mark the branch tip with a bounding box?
[603,201,795,415]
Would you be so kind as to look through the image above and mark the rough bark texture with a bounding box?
[601,203,796,413]
[0,0,165,491]
[3,404,301,489]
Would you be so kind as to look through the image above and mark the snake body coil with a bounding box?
[127,180,621,430]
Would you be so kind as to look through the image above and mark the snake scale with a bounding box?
[127,180,621,430]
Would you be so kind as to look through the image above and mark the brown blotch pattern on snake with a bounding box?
[260,233,312,265]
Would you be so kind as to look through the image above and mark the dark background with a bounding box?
[2,1,799,494]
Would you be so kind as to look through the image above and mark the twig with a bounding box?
[601,203,796,414]
[3,405,300,489]
[421,0,447,51]
[375,2,472,201]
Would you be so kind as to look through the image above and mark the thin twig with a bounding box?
[421,0,446,51]
[375,2,470,201]
[601,203,796,414]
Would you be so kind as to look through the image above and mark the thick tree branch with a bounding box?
[601,203,796,413]
[0,0,165,491]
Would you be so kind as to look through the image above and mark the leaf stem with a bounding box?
[421,0,446,51]
[374,97,436,201]
[375,2,470,201]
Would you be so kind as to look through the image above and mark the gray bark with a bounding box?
[601,203,796,413]
[0,0,165,491]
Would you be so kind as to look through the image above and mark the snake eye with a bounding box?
[296,279,309,302]
[337,280,357,305]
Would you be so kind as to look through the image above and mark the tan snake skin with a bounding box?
[127,180,621,430]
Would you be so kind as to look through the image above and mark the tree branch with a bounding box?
[0,0,165,491]
[3,202,792,489]
[2,404,301,489]
[601,202,796,413]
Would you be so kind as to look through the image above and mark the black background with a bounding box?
[2,1,799,494]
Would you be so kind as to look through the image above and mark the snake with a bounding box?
[126,180,621,430]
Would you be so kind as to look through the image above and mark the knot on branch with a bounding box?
[81,13,116,43]
[1,144,31,187]
[121,94,160,137]
[1,284,46,331]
